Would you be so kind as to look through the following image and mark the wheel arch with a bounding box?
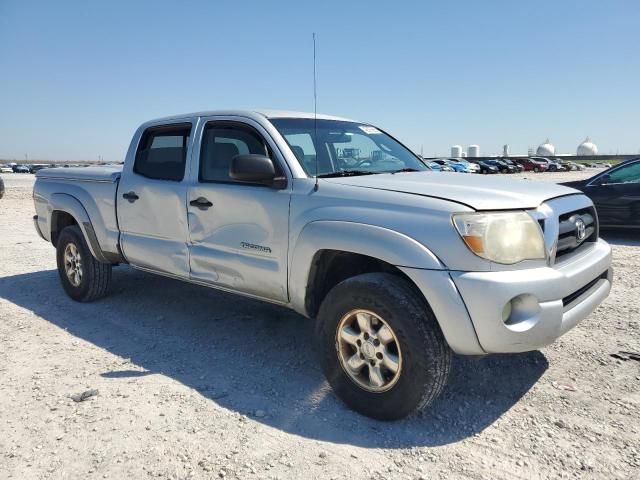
[303,250,420,319]
[288,221,445,318]
[48,193,111,264]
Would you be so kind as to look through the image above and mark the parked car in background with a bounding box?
[29,164,50,174]
[483,159,515,173]
[0,175,4,199]
[426,160,454,172]
[432,159,468,173]
[450,158,480,173]
[12,165,30,173]
[432,159,456,171]
[514,157,549,173]
[562,158,640,228]
[474,160,499,174]
[496,159,519,173]
[559,160,586,171]
[530,157,565,172]
[0,166,13,173]
[502,158,524,172]
[557,160,576,171]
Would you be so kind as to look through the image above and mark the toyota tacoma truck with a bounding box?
[33,110,612,420]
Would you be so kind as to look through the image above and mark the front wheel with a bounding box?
[56,225,112,302]
[316,273,451,420]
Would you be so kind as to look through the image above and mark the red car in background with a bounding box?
[513,157,549,172]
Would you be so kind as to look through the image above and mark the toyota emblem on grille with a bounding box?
[575,217,587,241]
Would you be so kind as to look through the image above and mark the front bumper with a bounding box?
[450,239,612,353]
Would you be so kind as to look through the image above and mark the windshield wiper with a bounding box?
[316,170,379,178]
[388,168,421,174]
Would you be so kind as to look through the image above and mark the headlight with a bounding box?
[452,211,546,264]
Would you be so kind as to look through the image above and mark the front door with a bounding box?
[117,122,193,277]
[186,119,291,302]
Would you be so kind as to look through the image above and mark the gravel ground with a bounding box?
[0,171,638,480]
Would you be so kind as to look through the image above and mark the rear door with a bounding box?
[186,118,291,302]
[117,122,193,277]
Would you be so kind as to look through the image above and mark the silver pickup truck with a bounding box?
[33,110,612,420]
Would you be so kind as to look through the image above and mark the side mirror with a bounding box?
[230,154,285,188]
[593,173,611,186]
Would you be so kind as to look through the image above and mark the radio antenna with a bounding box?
[313,32,319,191]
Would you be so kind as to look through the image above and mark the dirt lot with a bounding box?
[0,172,638,480]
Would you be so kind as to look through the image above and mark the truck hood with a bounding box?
[322,171,579,210]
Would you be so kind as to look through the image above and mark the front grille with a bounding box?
[555,207,598,260]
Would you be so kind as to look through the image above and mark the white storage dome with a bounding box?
[451,145,463,158]
[577,137,598,156]
[536,139,555,156]
[467,145,480,157]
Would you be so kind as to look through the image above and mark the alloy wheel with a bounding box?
[64,243,83,287]
[336,309,402,393]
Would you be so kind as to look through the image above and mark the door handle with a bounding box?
[122,191,139,203]
[190,197,213,209]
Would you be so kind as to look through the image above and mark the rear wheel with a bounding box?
[56,225,112,302]
[316,273,451,420]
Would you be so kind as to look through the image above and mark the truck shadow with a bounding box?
[0,267,547,448]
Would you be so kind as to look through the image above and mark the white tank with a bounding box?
[503,144,510,157]
[577,137,598,155]
[451,145,463,158]
[461,152,467,157]
[467,145,479,157]
[536,139,555,156]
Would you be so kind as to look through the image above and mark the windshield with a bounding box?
[270,118,427,177]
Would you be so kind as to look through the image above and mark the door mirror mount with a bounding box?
[592,173,611,186]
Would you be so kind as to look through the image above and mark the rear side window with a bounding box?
[199,122,272,183]
[134,123,192,181]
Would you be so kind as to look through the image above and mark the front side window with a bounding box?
[270,118,427,177]
[134,124,191,181]
[199,123,271,183]
[605,161,640,184]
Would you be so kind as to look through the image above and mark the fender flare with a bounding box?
[288,220,445,316]
[48,193,111,264]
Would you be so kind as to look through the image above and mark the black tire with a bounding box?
[534,167,540,173]
[56,225,112,302]
[316,272,451,420]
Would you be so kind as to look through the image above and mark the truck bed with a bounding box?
[33,166,123,262]
[36,165,122,183]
